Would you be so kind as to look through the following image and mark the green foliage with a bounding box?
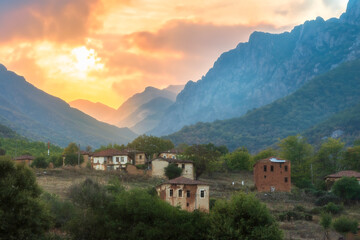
[63,142,79,155]
[322,202,344,215]
[278,135,313,186]
[64,153,84,166]
[320,213,332,230]
[315,193,341,206]
[94,143,126,153]
[333,216,359,234]
[0,157,51,239]
[0,148,5,156]
[209,192,283,240]
[252,148,278,162]
[49,155,63,168]
[135,164,147,170]
[128,135,174,159]
[314,138,345,177]
[343,145,360,171]
[164,163,182,179]
[31,156,49,168]
[222,147,253,171]
[332,177,360,202]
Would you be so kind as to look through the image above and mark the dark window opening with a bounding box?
[264,175,266,179]
[169,189,173,197]
[186,202,189,207]
[186,190,190,198]
[270,166,274,172]
[285,166,288,172]
[200,190,205,198]
[280,164,282,168]
[264,165,267,172]
[178,189,183,197]
[182,164,185,169]
[285,177,288,183]
[139,155,142,159]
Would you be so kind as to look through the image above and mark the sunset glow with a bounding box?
[0,0,347,108]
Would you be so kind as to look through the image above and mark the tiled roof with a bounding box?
[92,149,128,157]
[160,149,184,154]
[254,156,288,165]
[14,155,35,160]
[152,157,193,164]
[164,176,208,185]
[80,151,92,155]
[325,170,360,179]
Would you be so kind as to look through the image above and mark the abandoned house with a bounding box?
[92,149,132,171]
[151,157,194,179]
[254,157,291,192]
[13,155,35,166]
[324,170,360,189]
[158,149,184,159]
[123,149,147,165]
[156,176,209,212]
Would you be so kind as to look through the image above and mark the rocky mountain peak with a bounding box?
[341,0,360,25]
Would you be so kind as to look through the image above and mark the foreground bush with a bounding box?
[332,177,360,202]
[333,216,358,235]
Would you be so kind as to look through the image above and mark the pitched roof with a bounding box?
[92,149,128,157]
[152,157,193,164]
[325,170,360,179]
[14,155,35,160]
[160,149,184,154]
[254,157,288,165]
[164,176,208,185]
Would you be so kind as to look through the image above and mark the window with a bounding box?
[264,175,266,179]
[186,203,189,207]
[270,166,274,172]
[139,155,142,159]
[264,165,267,172]
[200,189,205,198]
[186,190,190,198]
[182,164,185,169]
[178,189,183,197]
[285,166,288,172]
[116,157,119,163]
[285,177,288,183]
[121,157,125,163]
[169,189,173,197]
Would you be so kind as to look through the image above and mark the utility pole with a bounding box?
[78,144,80,166]
[311,163,314,184]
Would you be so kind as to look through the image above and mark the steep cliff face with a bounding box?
[150,0,360,136]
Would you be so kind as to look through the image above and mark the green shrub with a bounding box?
[332,177,360,202]
[322,202,344,215]
[309,207,322,215]
[333,216,359,234]
[135,164,147,170]
[164,163,182,179]
[209,198,217,210]
[315,193,341,206]
[31,156,49,168]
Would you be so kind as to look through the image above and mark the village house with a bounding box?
[151,157,194,179]
[123,149,147,165]
[324,170,360,189]
[80,151,91,168]
[13,155,35,166]
[254,157,291,192]
[158,149,183,159]
[92,149,132,171]
[156,176,209,212]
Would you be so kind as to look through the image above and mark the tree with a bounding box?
[333,216,359,235]
[127,135,174,159]
[314,138,345,177]
[49,154,63,168]
[0,156,51,239]
[278,135,313,186]
[31,156,49,168]
[182,143,224,179]
[0,148,5,156]
[343,146,360,171]
[222,147,252,171]
[64,153,84,166]
[164,163,182,179]
[332,177,360,202]
[209,192,283,240]
[252,148,278,162]
[320,213,332,240]
[63,142,79,156]
[85,145,93,152]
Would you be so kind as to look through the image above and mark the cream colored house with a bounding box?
[158,149,184,159]
[124,149,147,165]
[92,149,132,171]
[151,157,194,179]
[156,176,209,212]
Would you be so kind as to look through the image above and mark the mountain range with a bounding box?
[0,64,137,148]
[148,0,360,137]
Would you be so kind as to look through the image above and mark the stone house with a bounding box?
[80,151,91,168]
[158,149,184,159]
[123,149,147,165]
[92,149,132,171]
[13,155,35,166]
[151,157,194,179]
[156,176,209,212]
[254,157,291,192]
[324,170,360,189]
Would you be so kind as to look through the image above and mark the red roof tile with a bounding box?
[325,170,360,179]
[164,176,208,185]
[92,149,128,157]
[14,155,35,160]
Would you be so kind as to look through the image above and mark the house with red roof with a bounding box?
[325,170,360,189]
[92,149,132,171]
[156,176,209,212]
[13,155,35,166]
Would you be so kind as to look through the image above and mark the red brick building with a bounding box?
[254,157,291,192]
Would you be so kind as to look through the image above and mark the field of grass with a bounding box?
[35,168,359,240]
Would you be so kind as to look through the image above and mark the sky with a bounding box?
[0,0,347,108]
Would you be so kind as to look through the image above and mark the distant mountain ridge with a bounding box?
[0,64,137,148]
[149,0,360,136]
[165,60,360,152]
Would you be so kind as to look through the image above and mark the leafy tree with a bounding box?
[343,146,360,171]
[164,163,182,179]
[49,154,63,168]
[182,143,224,179]
[94,143,126,153]
[252,148,278,162]
[85,145,93,152]
[278,135,313,185]
[332,177,360,202]
[63,142,79,156]
[31,156,49,168]
[320,213,332,240]
[0,148,5,156]
[127,135,174,159]
[333,216,359,235]
[0,156,51,239]
[222,147,252,171]
[314,138,345,177]
[64,153,84,166]
[209,192,283,240]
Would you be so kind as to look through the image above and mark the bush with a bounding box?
[135,164,147,170]
[31,156,49,168]
[315,193,341,206]
[294,178,313,189]
[322,202,344,215]
[49,155,63,168]
[332,177,360,202]
[164,163,182,179]
[64,153,83,166]
[333,216,359,234]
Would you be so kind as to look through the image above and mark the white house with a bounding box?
[92,149,132,171]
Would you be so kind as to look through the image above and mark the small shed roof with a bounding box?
[14,155,35,160]
[325,170,360,179]
[92,149,128,157]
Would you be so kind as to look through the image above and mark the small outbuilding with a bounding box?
[324,170,360,189]
[156,176,209,212]
[254,157,291,192]
[13,155,35,166]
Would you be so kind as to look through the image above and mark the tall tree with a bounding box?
[63,142,79,156]
[343,146,360,171]
[278,135,313,184]
[127,135,174,159]
[222,147,252,171]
